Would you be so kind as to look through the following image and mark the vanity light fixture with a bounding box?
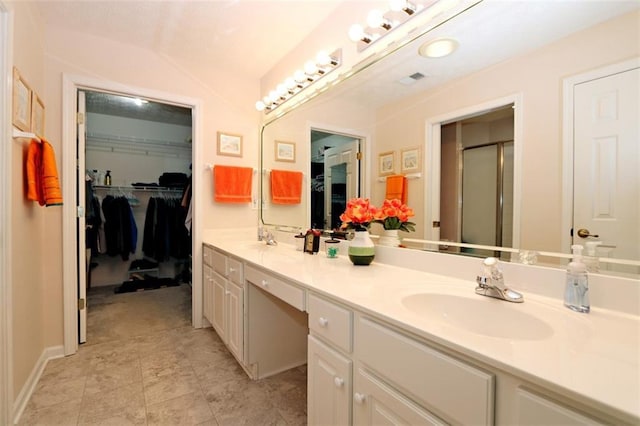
[255,49,342,113]
[419,38,458,58]
[389,0,418,15]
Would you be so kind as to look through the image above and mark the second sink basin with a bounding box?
[401,293,554,340]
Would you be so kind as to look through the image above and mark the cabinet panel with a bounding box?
[211,249,227,276]
[203,264,214,325]
[203,244,214,267]
[211,270,227,341]
[516,388,605,425]
[354,367,447,426]
[227,257,244,286]
[245,265,305,311]
[308,293,353,353]
[357,317,494,425]
[308,335,352,426]
[226,281,244,362]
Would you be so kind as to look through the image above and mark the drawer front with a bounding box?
[211,249,227,277]
[245,265,305,311]
[227,257,243,286]
[308,293,352,353]
[356,317,494,426]
[203,244,213,267]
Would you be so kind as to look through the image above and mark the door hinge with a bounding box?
[77,112,85,125]
[78,298,85,310]
[77,206,85,218]
[356,152,363,161]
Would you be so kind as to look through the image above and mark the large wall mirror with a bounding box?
[260,0,639,277]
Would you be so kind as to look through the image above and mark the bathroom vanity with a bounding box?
[202,230,639,425]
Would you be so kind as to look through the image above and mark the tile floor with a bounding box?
[18,284,307,425]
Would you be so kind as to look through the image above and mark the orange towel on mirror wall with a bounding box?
[213,165,253,203]
[385,174,407,204]
[271,170,303,204]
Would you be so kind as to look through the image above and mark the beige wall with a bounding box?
[373,10,640,252]
[9,4,263,403]
[8,0,47,399]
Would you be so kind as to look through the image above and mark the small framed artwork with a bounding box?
[378,151,395,176]
[12,67,32,132]
[401,146,421,173]
[31,92,45,138]
[217,131,243,157]
[275,140,296,162]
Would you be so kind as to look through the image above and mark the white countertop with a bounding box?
[203,233,640,423]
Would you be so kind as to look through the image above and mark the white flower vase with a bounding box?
[378,229,401,247]
[348,229,375,265]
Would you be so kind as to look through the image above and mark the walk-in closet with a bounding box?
[82,90,193,343]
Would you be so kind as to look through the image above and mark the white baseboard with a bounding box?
[12,345,64,425]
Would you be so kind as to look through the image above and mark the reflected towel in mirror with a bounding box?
[385,175,407,204]
[213,165,253,203]
[271,169,303,204]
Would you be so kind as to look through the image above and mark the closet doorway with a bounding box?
[79,90,194,344]
[61,75,203,355]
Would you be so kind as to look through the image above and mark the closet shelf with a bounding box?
[93,185,183,192]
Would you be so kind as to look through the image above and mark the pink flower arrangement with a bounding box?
[373,199,416,232]
[339,198,377,230]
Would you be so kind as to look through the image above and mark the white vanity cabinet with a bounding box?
[307,293,354,425]
[203,244,244,363]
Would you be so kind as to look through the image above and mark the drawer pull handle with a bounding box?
[333,377,344,388]
[261,279,269,287]
[318,317,329,327]
[354,393,366,404]
[229,267,236,273]
[225,290,230,295]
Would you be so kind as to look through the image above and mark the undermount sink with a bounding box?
[401,293,554,340]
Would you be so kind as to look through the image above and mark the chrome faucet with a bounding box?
[475,257,523,303]
[257,226,277,245]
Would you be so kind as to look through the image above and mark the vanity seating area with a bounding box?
[202,228,639,426]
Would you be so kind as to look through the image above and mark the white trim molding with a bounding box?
[12,345,64,425]
[62,74,204,356]
[0,3,14,425]
[560,58,640,254]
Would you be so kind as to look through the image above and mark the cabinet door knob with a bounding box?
[334,377,344,388]
[229,267,236,273]
[318,317,329,327]
[354,393,366,404]
[261,279,269,287]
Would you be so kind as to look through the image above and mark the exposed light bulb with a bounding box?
[316,51,331,67]
[276,83,288,98]
[389,0,416,15]
[294,69,306,83]
[348,24,365,42]
[304,60,318,76]
[268,90,279,104]
[285,77,297,92]
[255,101,265,111]
[367,9,391,30]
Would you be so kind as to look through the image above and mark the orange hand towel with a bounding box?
[213,165,253,203]
[26,138,63,207]
[385,175,407,204]
[271,170,303,204]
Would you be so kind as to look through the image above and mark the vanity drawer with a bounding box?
[203,244,214,267]
[356,316,494,425]
[308,293,352,353]
[211,249,227,277]
[245,265,305,311]
[227,257,243,286]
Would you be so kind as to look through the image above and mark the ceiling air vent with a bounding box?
[398,72,426,86]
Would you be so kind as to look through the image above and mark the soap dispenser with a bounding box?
[584,241,602,273]
[564,244,590,313]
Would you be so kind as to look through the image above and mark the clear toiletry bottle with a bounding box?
[564,244,590,313]
[584,241,602,273]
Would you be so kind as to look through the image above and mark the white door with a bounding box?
[77,90,87,343]
[324,140,360,229]
[573,68,639,264]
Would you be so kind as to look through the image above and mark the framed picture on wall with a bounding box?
[275,141,296,162]
[401,146,421,173]
[12,67,32,132]
[31,92,45,138]
[217,131,243,157]
[378,151,395,176]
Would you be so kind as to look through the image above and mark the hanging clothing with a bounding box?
[26,138,63,206]
[102,195,137,261]
[142,196,190,262]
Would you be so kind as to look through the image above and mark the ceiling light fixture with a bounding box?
[419,38,458,58]
[255,49,342,113]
